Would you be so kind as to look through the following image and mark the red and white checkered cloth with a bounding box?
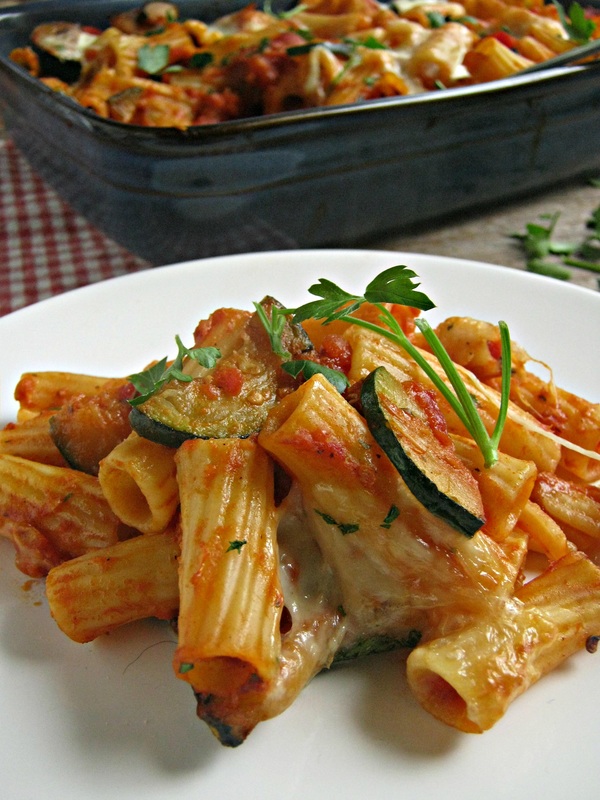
[0,138,151,317]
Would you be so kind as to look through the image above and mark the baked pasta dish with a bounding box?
[9,0,600,127]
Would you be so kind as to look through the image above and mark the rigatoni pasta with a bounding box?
[0,454,122,577]
[98,432,179,534]
[406,550,600,732]
[14,371,114,415]
[173,438,283,694]
[46,525,180,643]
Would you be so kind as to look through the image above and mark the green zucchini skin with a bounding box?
[130,298,312,448]
[333,630,422,663]
[129,406,242,448]
[361,367,485,538]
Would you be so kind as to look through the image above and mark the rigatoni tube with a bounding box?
[173,437,283,695]
[0,453,121,576]
[98,432,179,534]
[46,527,180,643]
[406,551,600,732]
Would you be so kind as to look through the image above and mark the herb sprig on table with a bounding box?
[260,265,511,468]
[511,187,600,282]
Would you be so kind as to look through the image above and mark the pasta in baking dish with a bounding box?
[1,264,599,747]
[9,0,600,128]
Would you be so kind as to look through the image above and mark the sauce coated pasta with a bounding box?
[1,264,599,746]
[9,0,600,128]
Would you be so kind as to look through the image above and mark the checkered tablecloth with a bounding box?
[0,138,151,317]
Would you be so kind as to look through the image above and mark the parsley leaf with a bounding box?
[253,301,291,359]
[226,539,247,554]
[137,43,170,74]
[363,266,436,309]
[553,0,596,42]
[290,265,435,325]
[129,336,220,406]
[511,212,577,261]
[315,509,360,534]
[282,360,350,392]
[189,52,214,69]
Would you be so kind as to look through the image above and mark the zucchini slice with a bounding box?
[130,298,312,448]
[360,367,485,537]
[49,379,135,475]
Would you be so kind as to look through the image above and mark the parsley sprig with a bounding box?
[511,201,600,280]
[129,336,220,406]
[253,301,290,358]
[552,0,596,43]
[261,266,511,468]
[510,212,577,280]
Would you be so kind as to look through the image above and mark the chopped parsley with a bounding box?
[333,630,422,662]
[381,505,400,529]
[286,35,388,89]
[287,40,353,57]
[315,509,360,535]
[426,11,447,28]
[226,539,247,554]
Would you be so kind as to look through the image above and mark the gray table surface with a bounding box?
[372,176,600,293]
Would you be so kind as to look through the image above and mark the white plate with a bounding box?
[1,250,599,800]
